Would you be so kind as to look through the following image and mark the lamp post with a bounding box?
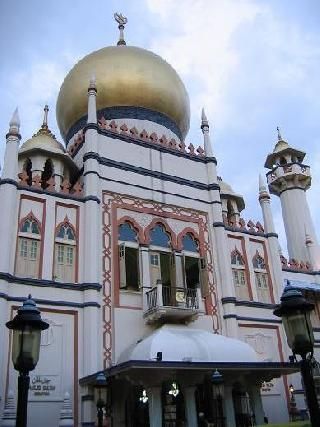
[94,372,107,427]
[6,295,49,427]
[273,286,320,427]
[212,370,224,427]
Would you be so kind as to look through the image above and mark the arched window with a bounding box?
[252,251,271,303]
[149,224,174,292]
[181,233,206,297]
[41,159,54,189]
[118,222,140,291]
[15,215,41,278]
[150,224,171,248]
[53,222,76,283]
[231,249,249,300]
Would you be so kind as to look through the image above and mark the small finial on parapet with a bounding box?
[58,391,74,427]
[277,126,282,141]
[114,13,128,46]
[200,108,213,157]
[9,107,20,135]
[1,390,16,425]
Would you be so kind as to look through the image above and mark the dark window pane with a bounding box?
[185,257,200,288]
[119,223,137,242]
[150,225,170,247]
[125,247,139,290]
[182,234,198,252]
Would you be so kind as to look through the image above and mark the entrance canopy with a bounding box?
[80,325,300,386]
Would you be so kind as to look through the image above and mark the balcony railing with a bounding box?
[144,281,201,323]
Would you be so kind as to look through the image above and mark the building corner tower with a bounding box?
[264,128,319,265]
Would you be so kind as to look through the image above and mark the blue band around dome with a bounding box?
[66,106,183,144]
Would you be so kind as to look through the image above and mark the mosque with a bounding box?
[0,13,320,427]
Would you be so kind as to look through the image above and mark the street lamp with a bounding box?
[94,372,107,427]
[6,295,49,427]
[212,370,224,426]
[273,286,320,427]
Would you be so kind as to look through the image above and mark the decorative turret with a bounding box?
[2,108,21,180]
[87,74,97,125]
[264,128,318,263]
[258,174,275,234]
[201,108,213,157]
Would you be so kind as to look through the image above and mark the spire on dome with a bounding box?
[8,107,20,135]
[33,105,56,139]
[114,12,128,46]
[89,74,96,91]
[277,126,282,141]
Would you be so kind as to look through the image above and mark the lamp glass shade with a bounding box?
[282,309,314,356]
[12,325,41,372]
[212,382,224,399]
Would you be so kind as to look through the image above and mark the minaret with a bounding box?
[81,76,102,375]
[201,110,238,337]
[2,108,20,180]
[265,128,318,263]
[258,174,282,301]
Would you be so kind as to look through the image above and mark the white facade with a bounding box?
[1,30,320,427]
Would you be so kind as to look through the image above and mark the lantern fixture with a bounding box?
[274,286,320,427]
[211,369,224,399]
[94,372,108,427]
[273,286,314,357]
[168,382,180,398]
[6,295,49,427]
[139,389,148,404]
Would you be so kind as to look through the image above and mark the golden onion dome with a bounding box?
[56,46,190,141]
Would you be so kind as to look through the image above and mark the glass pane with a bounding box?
[66,226,75,240]
[20,239,28,258]
[57,225,65,239]
[31,221,40,234]
[182,234,198,252]
[231,251,244,266]
[119,223,137,242]
[125,247,139,290]
[150,225,170,247]
[185,256,200,288]
[66,246,74,265]
[58,245,64,263]
[253,254,265,269]
[30,241,38,260]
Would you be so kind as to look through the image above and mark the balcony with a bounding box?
[143,281,202,324]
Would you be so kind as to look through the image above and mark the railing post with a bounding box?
[156,280,163,307]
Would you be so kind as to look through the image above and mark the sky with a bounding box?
[1,0,320,255]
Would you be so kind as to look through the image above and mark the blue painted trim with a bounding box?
[0,272,101,291]
[221,297,276,309]
[83,152,220,191]
[223,314,282,323]
[0,292,100,308]
[84,170,221,206]
[66,106,183,143]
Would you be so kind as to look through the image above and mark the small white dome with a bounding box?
[118,324,258,364]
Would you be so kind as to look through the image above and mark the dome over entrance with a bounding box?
[118,324,258,364]
[56,46,190,142]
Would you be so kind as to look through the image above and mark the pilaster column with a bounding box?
[223,385,236,427]
[147,387,162,427]
[248,384,265,426]
[174,252,184,288]
[184,386,197,427]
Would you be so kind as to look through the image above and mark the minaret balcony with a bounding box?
[143,281,202,324]
[266,163,310,190]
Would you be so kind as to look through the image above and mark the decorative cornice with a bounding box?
[83,152,220,191]
[0,292,100,309]
[221,297,276,309]
[223,314,282,323]
[6,132,21,140]
[83,170,219,205]
[0,272,101,291]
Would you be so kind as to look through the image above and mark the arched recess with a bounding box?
[23,158,33,186]
[41,158,54,189]
[144,218,177,249]
[117,216,144,244]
